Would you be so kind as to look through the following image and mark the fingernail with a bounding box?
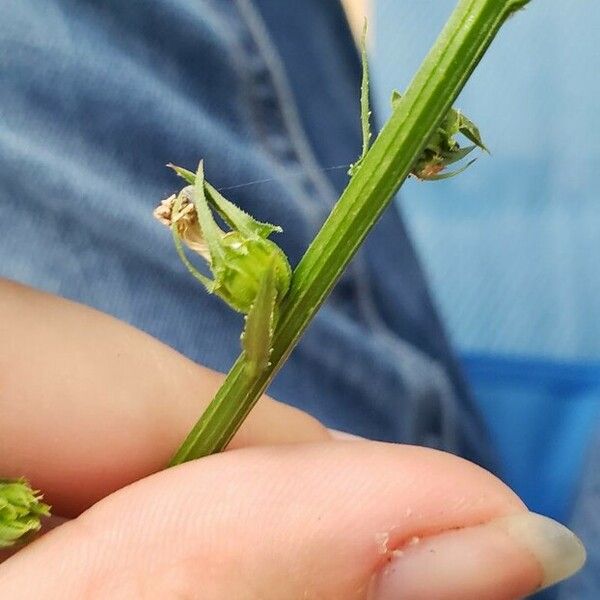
[490,512,586,591]
[369,512,586,600]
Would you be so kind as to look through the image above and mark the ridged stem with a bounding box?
[169,0,531,465]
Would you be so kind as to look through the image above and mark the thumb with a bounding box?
[0,442,585,599]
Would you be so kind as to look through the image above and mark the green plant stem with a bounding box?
[169,0,530,466]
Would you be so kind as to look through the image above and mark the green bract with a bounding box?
[348,22,488,182]
[155,162,291,315]
[394,90,489,180]
[155,162,291,375]
[348,21,372,178]
[0,479,50,548]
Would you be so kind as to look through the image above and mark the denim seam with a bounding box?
[183,0,253,130]
[232,0,337,211]
[298,312,410,425]
[352,253,462,449]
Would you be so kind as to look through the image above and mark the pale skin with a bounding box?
[0,278,556,598]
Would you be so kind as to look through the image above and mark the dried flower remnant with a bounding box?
[154,194,209,259]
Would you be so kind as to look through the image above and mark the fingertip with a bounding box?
[0,441,538,599]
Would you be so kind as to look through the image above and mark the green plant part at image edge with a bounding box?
[0,479,50,548]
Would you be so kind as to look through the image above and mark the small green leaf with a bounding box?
[169,163,281,239]
[168,163,196,185]
[457,112,489,152]
[391,89,402,110]
[440,145,477,166]
[440,107,461,138]
[391,90,487,180]
[359,20,372,160]
[348,20,372,177]
[191,161,227,267]
[241,259,278,376]
[205,183,281,240]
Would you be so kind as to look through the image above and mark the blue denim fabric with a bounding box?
[0,0,494,470]
[558,426,600,600]
[373,1,600,595]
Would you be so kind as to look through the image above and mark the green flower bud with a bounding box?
[392,90,488,181]
[214,232,291,313]
[154,162,292,314]
[0,479,50,548]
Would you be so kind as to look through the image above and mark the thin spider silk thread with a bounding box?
[216,164,351,192]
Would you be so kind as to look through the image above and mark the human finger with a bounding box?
[0,442,585,599]
[0,278,329,516]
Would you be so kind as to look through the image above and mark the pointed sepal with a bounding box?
[348,19,372,177]
[156,161,292,315]
[168,163,281,239]
[391,90,488,180]
[241,258,278,376]
[456,112,489,153]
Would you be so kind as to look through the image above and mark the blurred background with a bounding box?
[371,0,600,526]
